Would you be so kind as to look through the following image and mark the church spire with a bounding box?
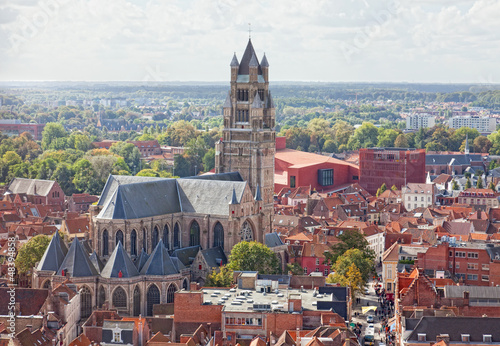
[230,53,239,67]
[465,134,470,155]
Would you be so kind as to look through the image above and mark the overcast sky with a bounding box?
[1,0,499,83]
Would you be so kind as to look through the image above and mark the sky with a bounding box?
[0,0,499,83]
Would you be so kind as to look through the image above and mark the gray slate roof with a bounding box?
[134,248,150,272]
[171,246,200,267]
[486,245,500,261]
[260,53,269,67]
[200,246,227,268]
[238,39,262,75]
[57,238,98,277]
[89,251,104,273]
[425,154,483,166]
[6,178,56,197]
[140,241,179,276]
[97,174,247,220]
[444,285,500,299]
[251,92,263,108]
[101,241,139,278]
[265,232,284,248]
[406,316,500,342]
[230,53,239,67]
[223,92,232,108]
[37,231,68,272]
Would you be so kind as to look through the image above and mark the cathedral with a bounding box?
[32,39,276,317]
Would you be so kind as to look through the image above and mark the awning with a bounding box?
[361,306,378,314]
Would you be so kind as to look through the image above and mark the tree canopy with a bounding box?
[15,234,51,274]
[228,241,281,274]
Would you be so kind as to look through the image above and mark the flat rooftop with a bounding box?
[196,287,342,313]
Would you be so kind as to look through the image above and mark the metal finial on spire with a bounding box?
[248,23,251,39]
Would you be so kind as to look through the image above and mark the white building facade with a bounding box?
[402,183,436,211]
[448,116,496,133]
[406,113,436,130]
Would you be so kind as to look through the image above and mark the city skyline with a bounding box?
[1,0,499,83]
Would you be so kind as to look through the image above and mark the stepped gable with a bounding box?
[101,241,139,278]
[89,251,104,273]
[140,240,179,276]
[56,238,98,277]
[134,248,150,272]
[37,231,68,272]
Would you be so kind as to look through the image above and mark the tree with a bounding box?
[391,185,397,191]
[205,265,233,287]
[488,181,496,192]
[51,163,75,195]
[286,262,304,275]
[394,134,409,148]
[41,123,68,150]
[452,180,459,191]
[174,154,191,177]
[109,142,140,171]
[202,148,215,172]
[329,248,373,284]
[322,139,337,153]
[347,122,379,150]
[465,177,472,189]
[72,158,101,194]
[324,229,375,267]
[327,262,364,298]
[228,241,280,274]
[377,129,399,147]
[477,176,484,189]
[15,234,51,274]
[376,183,387,197]
[136,169,159,177]
[473,136,492,153]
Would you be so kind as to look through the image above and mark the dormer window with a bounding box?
[483,335,492,343]
[418,334,426,341]
[461,334,470,342]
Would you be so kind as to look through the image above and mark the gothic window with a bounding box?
[147,285,160,316]
[182,279,189,290]
[152,226,159,250]
[163,225,169,249]
[80,286,92,319]
[258,89,264,101]
[133,286,141,316]
[167,284,177,303]
[143,228,147,252]
[115,230,124,247]
[131,229,137,256]
[102,230,109,256]
[239,221,253,242]
[190,221,200,247]
[213,222,224,250]
[174,223,180,248]
[42,280,50,289]
[112,287,127,308]
[98,286,106,308]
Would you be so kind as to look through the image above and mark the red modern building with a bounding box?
[275,137,359,193]
[0,120,45,140]
[359,147,426,195]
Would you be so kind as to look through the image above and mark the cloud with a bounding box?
[0,0,498,82]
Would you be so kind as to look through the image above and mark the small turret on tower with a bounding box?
[230,53,239,82]
[261,53,269,82]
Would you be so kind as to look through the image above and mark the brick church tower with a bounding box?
[215,39,275,233]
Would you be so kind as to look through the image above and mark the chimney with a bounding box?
[436,334,450,346]
[190,282,199,291]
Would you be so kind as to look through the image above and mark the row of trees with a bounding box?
[280,119,499,154]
